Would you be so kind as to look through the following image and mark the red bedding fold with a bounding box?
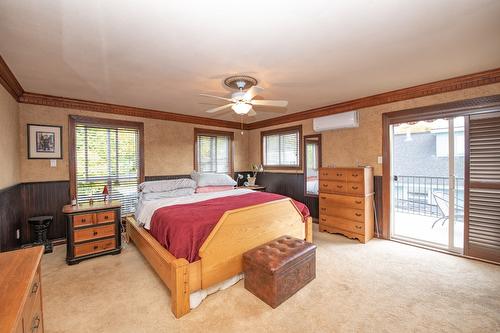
[149,191,310,262]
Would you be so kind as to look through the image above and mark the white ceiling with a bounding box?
[1,0,500,123]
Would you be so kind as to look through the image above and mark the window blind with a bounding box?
[196,134,231,174]
[75,124,140,214]
[467,114,500,262]
[263,130,300,167]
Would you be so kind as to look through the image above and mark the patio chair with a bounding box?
[432,192,464,228]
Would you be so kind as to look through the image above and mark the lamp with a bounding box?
[232,102,252,115]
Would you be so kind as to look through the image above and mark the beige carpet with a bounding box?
[41,226,500,333]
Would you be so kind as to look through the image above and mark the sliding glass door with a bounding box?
[390,117,465,252]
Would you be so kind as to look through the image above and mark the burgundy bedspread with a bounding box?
[149,191,310,262]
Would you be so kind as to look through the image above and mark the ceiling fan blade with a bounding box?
[250,99,288,107]
[205,103,234,113]
[247,109,257,117]
[200,93,234,102]
[243,86,264,101]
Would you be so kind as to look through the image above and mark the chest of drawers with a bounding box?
[63,201,122,265]
[0,246,44,333]
[319,167,374,243]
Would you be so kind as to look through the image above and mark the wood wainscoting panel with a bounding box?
[20,181,70,244]
[0,184,23,251]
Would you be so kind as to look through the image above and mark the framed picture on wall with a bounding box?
[27,124,63,159]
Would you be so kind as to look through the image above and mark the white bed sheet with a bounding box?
[136,188,254,230]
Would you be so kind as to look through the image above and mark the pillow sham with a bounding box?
[140,187,195,201]
[191,171,237,187]
[195,186,235,193]
[139,178,196,194]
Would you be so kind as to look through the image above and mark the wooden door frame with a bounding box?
[382,94,500,240]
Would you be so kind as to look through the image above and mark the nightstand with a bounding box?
[62,201,122,265]
[237,185,266,191]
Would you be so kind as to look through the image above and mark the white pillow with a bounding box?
[139,178,196,194]
[140,187,195,201]
[191,171,237,187]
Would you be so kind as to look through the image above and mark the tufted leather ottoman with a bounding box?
[243,236,316,308]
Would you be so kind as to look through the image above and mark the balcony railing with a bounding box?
[394,175,464,217]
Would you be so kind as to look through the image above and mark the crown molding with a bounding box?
[18,92,245,130]
[3,52,499,130]
[0,55,24,101]
[246,67,500,130]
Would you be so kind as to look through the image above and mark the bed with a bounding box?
[126,188,313,318]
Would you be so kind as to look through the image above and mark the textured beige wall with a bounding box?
[0,86,20,189]
[19,104,249,182]
[249,82,500,176]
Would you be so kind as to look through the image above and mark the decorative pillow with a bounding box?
[139,178,196,194]
[140,187,195,201]
[195,186,235,193]
[192,172,237,187]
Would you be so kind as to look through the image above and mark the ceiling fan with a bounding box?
[200,75,288,116]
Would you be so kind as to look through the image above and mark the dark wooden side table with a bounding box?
[62,201,122,265]
[237,185,266,191]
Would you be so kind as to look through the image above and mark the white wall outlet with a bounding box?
[377,156,383,164]
[16,229,20,239]
[50,159,57,167]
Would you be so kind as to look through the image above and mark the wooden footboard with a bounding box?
[126,198,312,318]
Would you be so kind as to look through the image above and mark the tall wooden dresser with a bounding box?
[63,201,122,265]
[319,167,375,243]
[0,246,44,333]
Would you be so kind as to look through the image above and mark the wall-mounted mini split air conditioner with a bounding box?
[313,111,359,132]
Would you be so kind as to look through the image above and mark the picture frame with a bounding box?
[27,124,63,159]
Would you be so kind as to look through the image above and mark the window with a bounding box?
[304,134,321,196]
[261,125,302,168]
[194,128,233,174]
[69,116,144,214]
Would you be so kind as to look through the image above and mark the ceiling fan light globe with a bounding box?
[232,103,252,115]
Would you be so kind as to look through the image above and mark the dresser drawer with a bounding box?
[73,224,115,243]
[73,213,93,228]
[24,269,41,315]
[22,286,43,333]
[347,170,364,183]
[335,207,365,222]
[320,180,347,194]
[320,169,347,181]
[95,211,115,224]
[319,193,365,210]
[74,238,116,257]
[347,182,365,195]
[319,216,365,234]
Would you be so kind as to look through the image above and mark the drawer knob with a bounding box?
[31,282,39,294]
[93,231,98,236]
[355,225,362,229]
[337,185,343,188]
[104,215,109,219]
[352,174,358,177]
[93,245,98,250]
[355,200,362,204]
[355,213,362,217]
[336,173,342,176]
[320,196,326,200]
[32,315,40,331]
[352,186,359,190]
[323,184,328,187]
[81,218,86,222]
[321,218,326,222]
[321,208,326,211]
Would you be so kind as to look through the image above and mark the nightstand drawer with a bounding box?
[95,211,115,224]
[74,238,116,257]
[73,213,93,228]
[74,224,115,243]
